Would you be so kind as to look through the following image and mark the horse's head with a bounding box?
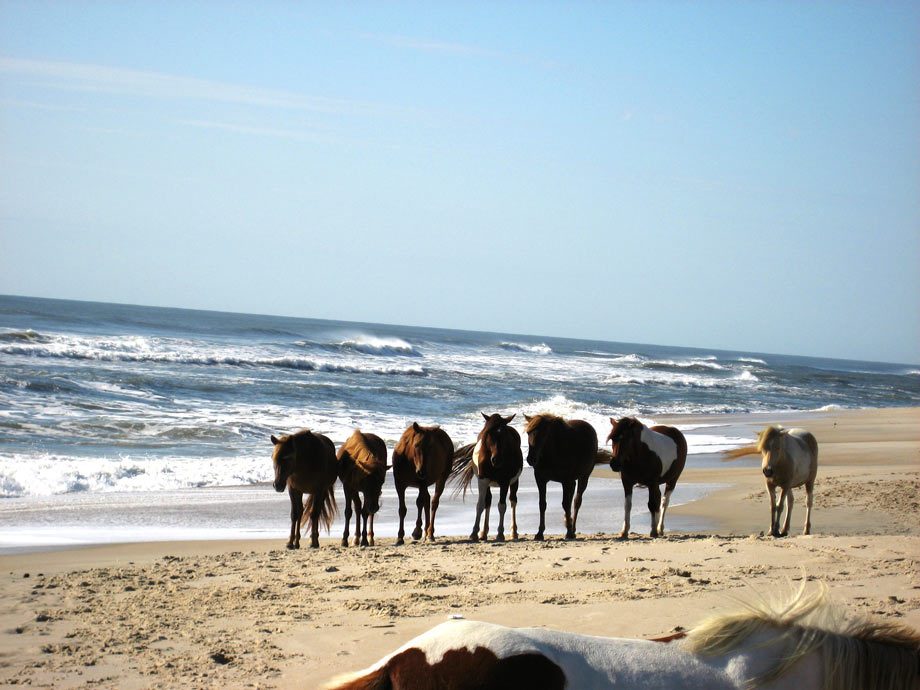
[607,417,641,472]
[479,412,517,468]
[270,433,297,492]
[524,414,560,468]
[757,426,785,478]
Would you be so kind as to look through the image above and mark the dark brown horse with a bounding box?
[270,429,338,549]
[523,414,601,540]
[337,429,389,547]
[607,417,687,539]
[392,422,454,545]
[451,413,523,542]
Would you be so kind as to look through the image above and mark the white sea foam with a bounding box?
[737,357,768,365]
[498,341,553,355]
[338,335,419,356]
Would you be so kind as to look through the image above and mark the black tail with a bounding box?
[302,484,338,533]
[450,444,476,498]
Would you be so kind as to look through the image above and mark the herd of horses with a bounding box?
[269,412,820,549]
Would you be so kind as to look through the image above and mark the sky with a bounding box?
[1,2,918,364]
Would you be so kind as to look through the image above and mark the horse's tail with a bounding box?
[302,483,338,533]
[722,444,759,461]
[449,444,476,498]
[322,666,390,690]
[594,448,613,465]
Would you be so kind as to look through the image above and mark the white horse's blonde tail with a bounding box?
[722,444,759,461]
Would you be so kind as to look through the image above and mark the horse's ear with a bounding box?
[503,413,516,424]
[523,414,532,422]
[271,435,280,445]
[609,417,617,426]
[481,412,490,422]
[412,421,421,432]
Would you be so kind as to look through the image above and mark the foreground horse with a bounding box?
[451,413,523,542]
[323,586,920,689]
[337,429,388,547]
[607,417,688,538]
[392,422,454,544]
[523,414,600,540]
[269,429,338,549]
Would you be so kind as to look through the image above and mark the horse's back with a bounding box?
[785,428,818,484]
[566,419,599,459]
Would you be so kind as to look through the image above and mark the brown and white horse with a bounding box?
[269,429,338,549]
[451,413,523,542]
[337,429,388,547]
[523,414,601,541]
[607,417,688,538]
[323,585,920,690]
[392,422,455,545]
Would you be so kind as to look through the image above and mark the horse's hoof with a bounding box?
[286,543,298,550]
[650,531,659,538]
[495,533,505,542]
[411,528,423,541]
[395,538,404,546]
[618,532,629,540]
[310,542,320,549]
[511,533,519,541]
[479,534,488,542]
[341,540,349,548]
[534,533,545,542]
[469,533,479,543]
[565,533,576,541]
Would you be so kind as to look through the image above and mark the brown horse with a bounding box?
[607,417,687,539]
[392,422,454,544]
[270,429,338,549]
[523,414,601,540]
[451,413,523,542]
[337,429,388,547]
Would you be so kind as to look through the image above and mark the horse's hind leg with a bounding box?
[427,478,446,542]
[780,487,793,537]
[368,512,376,546]
[341,488,353,547]
[479,482,493,541]
[287,488,304,549]
[657,483,675,536]
[535,476,548,541]
[561,480,576,540]
[571,475,588,536]
[395,483,408,546]
[620,480,633,539]
[470,478,486,542]
[413,486,429,541]
[648,484,662,537]
[495,482,509,542]
[509,480,519,540]
[354,494,365,546]
[803,481,814,535]
[308,494,322,549]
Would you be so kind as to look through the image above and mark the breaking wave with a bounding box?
[499,342,553,355]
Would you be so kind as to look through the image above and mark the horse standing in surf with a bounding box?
[523,414,601,540]
[607,417,687,538]
[337,429,388,547]
[269,429,338,549]
[451,413,523,542]
[392,422,455,544]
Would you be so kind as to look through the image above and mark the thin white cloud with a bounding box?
[177,118,336,144]
[0,56,400,117]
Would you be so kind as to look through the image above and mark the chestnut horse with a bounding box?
[451,413,523,542]
[392,422,455,544]
[337,429,388,547]
[607,417,687,538]
[522,414,601,540]
[322,585,920,690]
[269,429,338,549]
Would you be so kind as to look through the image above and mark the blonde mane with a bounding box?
[686,583,920,689]
[756,425,785,454]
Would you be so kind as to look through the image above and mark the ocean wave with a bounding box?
[641,358,726,372]
[499,342,553,355]
[737,357,767,365]
[1,340,426,376]
[0,453,271,497]
[337,335,420,357]
[0,328,51,343]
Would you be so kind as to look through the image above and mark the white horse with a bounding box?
[323,585,919,690]
[757,426,819,537]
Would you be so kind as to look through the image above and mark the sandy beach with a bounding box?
[1,407,918,689]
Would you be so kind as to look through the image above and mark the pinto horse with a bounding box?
[323,585,920,690]
[522,414,601,540]
[269,429,338,549]
[451,413,523,542]
[337,429,388,547]
[607,417,688,539]
[392,422,455,545]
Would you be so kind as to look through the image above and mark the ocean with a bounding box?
[1,294,917,550]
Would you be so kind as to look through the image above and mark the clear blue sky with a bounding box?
[1,2,918,363]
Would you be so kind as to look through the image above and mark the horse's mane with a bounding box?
[344,430,387,476]
[524,414,563,433]
[686,582,920,690]
[756,425,785,454]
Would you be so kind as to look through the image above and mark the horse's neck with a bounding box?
[704,629,823,689]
